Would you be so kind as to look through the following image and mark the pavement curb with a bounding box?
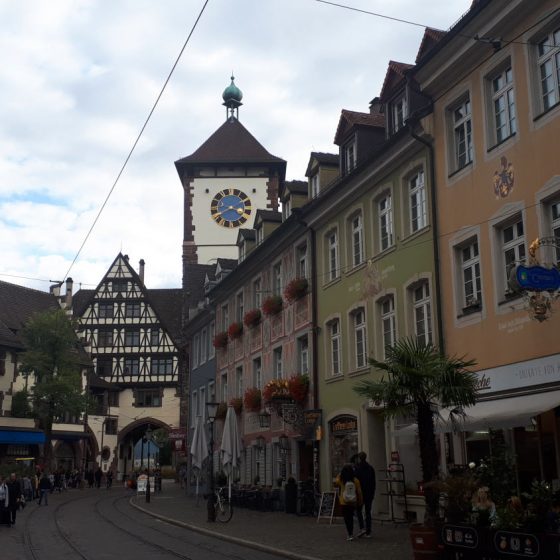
[129,496,322,560]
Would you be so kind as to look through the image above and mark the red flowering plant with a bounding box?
[243,308,262,328]
[262,378,290,403]
[283,278,309,303]
[262,295,283,316]
[288,374,310,403]
[213,331,228,349]
[215,402,228,420]
[243,387,262,412]
[229,397,243,415]
[227,321,243,340]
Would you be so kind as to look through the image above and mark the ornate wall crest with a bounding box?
[492,156,514,199]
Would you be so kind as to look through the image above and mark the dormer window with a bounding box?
[344,138,357,174]
[256,226,264,245]
[310,174,320,198]
[239,242,246,262]
[390,95,407,133]
[282,197,292,220]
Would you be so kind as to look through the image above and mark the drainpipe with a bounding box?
[408,120,445,354]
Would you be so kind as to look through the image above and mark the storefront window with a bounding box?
[329,415,359,481]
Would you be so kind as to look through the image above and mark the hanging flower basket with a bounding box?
[288,374,310,403]
[215,402,228,420]
[228,321,243,340]
[243,387,262,412]
[243,308,262,328]
[284,278,309,303]
[262,295,283,316]
[229,397,243,415]
[213,331,229,349]
[262,378,290,403]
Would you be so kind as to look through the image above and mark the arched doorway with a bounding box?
[54,441,77,472]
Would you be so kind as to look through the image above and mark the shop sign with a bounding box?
[494,531,539,557]
[168,429,187,440]
[511,264,560,292]
[442,525,478,548]
[330,416,357,434]
[302,409,322,441]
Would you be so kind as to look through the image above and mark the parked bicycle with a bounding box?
[215,486,233,522]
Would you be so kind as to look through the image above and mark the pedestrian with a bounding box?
[335,463,363,541]
[106,470,113,489]
[7,473,23,527]
[0,476,10,526]
[178,464,187,489]
[37,472,51,506]
[22,475,33,502]
[354,451,376,538]
[94,467,103,489]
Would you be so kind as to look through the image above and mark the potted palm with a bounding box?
[354,337,478,559]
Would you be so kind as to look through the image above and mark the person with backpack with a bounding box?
[354,451,376,538]
[335,463,363,541]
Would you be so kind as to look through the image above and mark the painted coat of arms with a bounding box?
[493,156,514,199]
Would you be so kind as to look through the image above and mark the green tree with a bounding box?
[354,337,478,521]
[19,309,89,470]
[10,389,32,418]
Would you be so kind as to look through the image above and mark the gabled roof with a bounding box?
[0,280,59,349]
[237,229,256,242]
[175,117,286,166]
[334,109,385,145]
[281,179,308,199]
[254,209,282,226]
[379,60,414,102]
[415,28,446,63]
[305,152,339,177]
[216,258,238,270]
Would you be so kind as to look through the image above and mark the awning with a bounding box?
[52,430,88,441]
[440,390,560,432]
[0,429,45,445]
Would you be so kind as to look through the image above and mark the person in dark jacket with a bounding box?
[7,473,22,526]
[37,473,51,506]
[354,452,376,537]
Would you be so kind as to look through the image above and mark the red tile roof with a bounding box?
[379,60,414,101]
[334,109,384,145]
[415,27,447,63]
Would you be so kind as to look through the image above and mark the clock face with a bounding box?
[210,188,252,228]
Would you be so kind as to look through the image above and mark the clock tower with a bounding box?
[175,76,286,279]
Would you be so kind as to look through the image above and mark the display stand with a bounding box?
[316,489,338,524]
[377,463,409,525]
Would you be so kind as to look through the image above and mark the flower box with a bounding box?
[262,295,283,316]
[243,387,262,412]
[215,402,228,420]
[228,321,243,340]
[262,378,290,403]
[283,278,309,303]
[213,331,228,349]
[287,374,309,403]
[229,397,243,415]
[243,308,262,328]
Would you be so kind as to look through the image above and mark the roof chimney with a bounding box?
[139,259,145,284]
[65,277,73,308]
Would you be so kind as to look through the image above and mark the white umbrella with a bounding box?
[190,415,208,503]
[220,405,242,499]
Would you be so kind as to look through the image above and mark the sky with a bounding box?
[0,0,473,293]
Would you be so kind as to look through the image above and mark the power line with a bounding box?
[61,0,211,283]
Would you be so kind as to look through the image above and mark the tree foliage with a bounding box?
[10,389,32,418]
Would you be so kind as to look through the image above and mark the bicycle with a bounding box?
[214,486,233,522]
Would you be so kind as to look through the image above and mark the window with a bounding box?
[551,200,560,264]
[191,391,198,424]
[209,322,216,359]
[97,358,112,377]
[378,194,394,251]
[124,328,140,347]
[221,304,229,331]
[536,26,560,112]
[150,328,160,347]
[221,373,228,402]
[199,386,206,421]
[108,392,119,407]
[412,282,432,345]
[489,66,516,144]
[327,229,339,281]
[329,319,341,376]
[311,174,320,198]
[273,262,282,295]
[236,292,244,323]
[208,381,216,403]
[105,418,118,435]
[352,309,367,369]
[98,329,113,347]
[380,296,396,359]
[391,95,407,133]
[256,226,264,245]
[501,218,526,293]
[450,96,473,170]
[253,357,262,389]
[297,244,308,278]
[125,302,141,318]
[409,171,427,233]
[297,336,309,375]
[460,240,482,308]
[253,278,262,309]
[98,303,113,319]
[350,213,365,267]
[344,138,357,173]
[273,347,283,379]
[151,357,173,375]
[192,333,200,368]
[200,328,208,364]
[112,279,127,293]
[135,389,161,407]
[236,366,243,397]
[124,357,139,375]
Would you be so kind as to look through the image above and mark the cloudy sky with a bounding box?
[0,0,472,292]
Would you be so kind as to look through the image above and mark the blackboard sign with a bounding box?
[317,490,337,524]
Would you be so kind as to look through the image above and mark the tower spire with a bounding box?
[222,74,243,121]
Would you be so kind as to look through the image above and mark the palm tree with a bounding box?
[354,337,478,520]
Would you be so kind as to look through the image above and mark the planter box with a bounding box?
[442,525,560,559]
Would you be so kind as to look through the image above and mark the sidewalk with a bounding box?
[130,482,413,560]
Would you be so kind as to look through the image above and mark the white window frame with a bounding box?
[378,193,394,251]
[535,25,560,113]
[500,217,526,295]
[208,381,216,402]
[221,373,228,402]
[380,296,396,360]
[487,64,516,145]
[221,304,229,331]
[460,239,482,309]
[328,319,342,377]
[209,321,215,359]
[352,308,367,370]
[448,95,473,172]
[297,335,309,376]
[409,170,427,233]
[411,282,432,346]
[297,244,308,279]
[311,174,320,198]
[236,366,243,398]
[236,291,244,323]
[344,137,357,173]
[253,278,262,309]
[193,333,200,368]
[191,390,198,427]
[199,386,206,422]
[200,328,208,364]
[273,262,282,295]
[252,357,262,389]
[350,212,365,267]
[391,94,407,134]
[273,347,283,379]
[327,229,339,282]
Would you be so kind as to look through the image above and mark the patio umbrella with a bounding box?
[220,405,242,499]
[190,415,208,503]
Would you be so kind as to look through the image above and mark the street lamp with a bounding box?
[145,424,153,503]
[206,401,219,522]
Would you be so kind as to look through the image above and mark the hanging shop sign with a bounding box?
[330,416,357,434]
[510,264,560,292]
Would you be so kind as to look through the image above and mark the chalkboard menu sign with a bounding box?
[317,490,337,524]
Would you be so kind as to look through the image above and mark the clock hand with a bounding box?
[236,208,244,215]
